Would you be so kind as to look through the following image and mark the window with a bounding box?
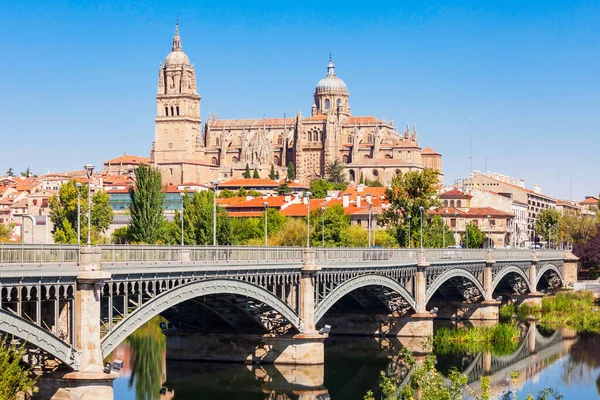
[170,107,174,116]
[372,169,379,177]
[33,200,38,206]
[176,106,180,116]
[342,155,349,163]
[216,137,220,146]
[450,218,456,228]
[450,200,455,208]
[169,168,173,176]
[368,134,374,143]
[274,155,280,166]
[348,170,355,181]
[336,99,341,107]
[278,137,283,145]
[385,154,392,159]
[472,219,478,226]
[348,136,352,144]
[325,99,330,109]
[457,200,462,208]
[443,200,448,207]
[165,107,169,116]
[232,157,239,163]
[168,142,173,149]
[490,219,496,227]
[211,157,218,166]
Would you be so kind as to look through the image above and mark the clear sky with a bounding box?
[1,1,598,200]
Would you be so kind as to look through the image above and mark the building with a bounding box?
[150,23,443,186]
[458,172,556,245]
[579,196,598,219]
[103,155,150,176]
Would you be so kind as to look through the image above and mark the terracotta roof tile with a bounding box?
[421,146,441,156]
[347,116,379,124]
[105,155,150,165]
[440,189,472,199]
[219,178,279,188]
[465,207,514,218]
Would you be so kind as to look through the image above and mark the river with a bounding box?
[102,319,600,400]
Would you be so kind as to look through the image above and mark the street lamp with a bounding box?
[321,206,325,247]
[443,208,448,248]
[263,202,269,246]
[75,182,82,246]
[419,206,424,249]
[547,223,551,249]
[368,201,373,248]
[211,180,220,246]
[487,215,491,249]
[305,191,312,247]
[84,164,94,246]
[407,214,412,248]
[180,192,185,246]
[454,211,458,247]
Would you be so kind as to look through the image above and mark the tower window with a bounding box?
[336,99,341,107]
[176,106,180,116]
[274,155,280,166]
[325,99,330,109]
[368,134,374,143]
[211,157,218,165]
[165,107,169,116]
[170,107,174,116]
[216,137,220,146]
[342,155,348,163]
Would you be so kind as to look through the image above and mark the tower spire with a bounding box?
[327,54,335,76]
[172,19,182,51]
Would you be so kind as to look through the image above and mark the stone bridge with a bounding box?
[0,244,577,382]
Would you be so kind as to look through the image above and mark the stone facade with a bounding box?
[151,24,443,185]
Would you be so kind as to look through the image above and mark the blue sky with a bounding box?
[1,1,598,200]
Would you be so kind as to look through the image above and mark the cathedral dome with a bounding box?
[315,58,347,93]
[164,22,190,67]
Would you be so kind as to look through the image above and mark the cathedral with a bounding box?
[151,23,443,185]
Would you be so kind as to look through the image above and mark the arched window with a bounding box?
[176,106,180,116]
[349,170,355,182]
[274,155,280,166]
[165,107,169,116]
[368,134,374,143]
[385,154,392,159]
[216,137,220,146]
[372,169,379,177]
[278,137,283,145]
[444,200,448,207]
[336,99,341,107]
[395,169,401,175]
[314,132,319,141]
[170,107,174,116]
[364,154,370,159]
[450,200,455,208]
[457,200,462,208]
[211,157,218,166]
[342,155,349,163]
[348,136,352,144]
[232,157,239,163]
[325,99,331,109]
[169,168,173,176]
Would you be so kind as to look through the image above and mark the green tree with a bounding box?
[535,209,561,245]
[341,224,369,247]
[365,178,384,187]
[383,169,440,248]
[237,187,247,197]
[311,205,351,246]
[271,219,308,246]
[176,191,232,245]
[359,171,364,185]
[275,171,280,179]
[247,189,262,197]
[310,179,330,199]
[49,181,114,244]
[253,168,260,179]
[260,209,287,239]
[244,163,251,179]
[20,166,32,177]
[5,167,14,177]
[423,215,456,248]
[269,164,276,180]
[129,164,165,244]
[0,223,13,243]
[374,229,399,248]
[276,182,292,195]
[229,217,262,244]
[325,159,346,184]
[218,189,236,199]
[461,223,487,249]
[111,226,130,244]
[0,340,38,399]
[287,162,295,181]
[559,214,597,245]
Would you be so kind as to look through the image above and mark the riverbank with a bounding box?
[434,324,521,355]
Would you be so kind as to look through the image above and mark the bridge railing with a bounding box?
[100,245,304,264]
[0,244,79,266]
[535,250,565,260]
[488,249,532,260]
[315,248,420,262]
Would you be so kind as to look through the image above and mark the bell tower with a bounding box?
[152,22,201,164]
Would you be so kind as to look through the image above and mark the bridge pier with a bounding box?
[562,251,579,287]
[522,253,543,308]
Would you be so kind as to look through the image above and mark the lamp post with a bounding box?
[321,206,325,247]
[83,164,94,246]
[368,201,373,248]
[443,208,448,248]
[454,211,458,247]
[75,182,82,246]
[487,215,491,249]
[407,214,412,248]
[264,202,269,246]
[547,223,551,249]
[305,191,312,247]
[180,192,185,246]
[419,206,424,249]
[211,180,220,246]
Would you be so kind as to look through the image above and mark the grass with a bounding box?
[499,303,517,321]
[529,291,600,333]
[434,324,521,355]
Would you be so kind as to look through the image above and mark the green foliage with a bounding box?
[364,178,384,187]
[49,180,114,244]
[535,209,561,244]
[325,159,347,184]
[218,189,237,199]
[5,167,14,177]
[341,224,369,247]
[260,209,287,239]
[423,215,456,248]
[237,187,247,197]
[253,168,260,179]
[129,164,165,244]
[247,189,262,197]
[275,170,280,180]
[559,214,597,244]
[229,217,262,245]
[374,229,399,247]
[271,218,308,246]
[111,226,131,244]
[276,182,292,195]
[499,303,516,321]
[310,178,347,198]
[244,163,251,179]
[359,171,364,185]
[20,166,32,177]
[461,223,487,248]
[269,164,276,180]
[311,205,351,246]
[0,223,14,243]
[534,291,600,332]
[383,169,441,248]
[176,191,232,245]
[0,339,38,399]
[287,162,295,181]
[434,324,521,356]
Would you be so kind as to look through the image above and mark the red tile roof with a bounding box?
[421,146,441,156]
[105,155,149,165]
[227,211,264,218]
[280,199,326,217]
[343,186,387,198]
[465,207,514,218]
[347,116,379,124]
[580,197,598,205]
[216,197,248,206]
[428,207,465,216]
[229,196,288,209]
[440,189,472,199]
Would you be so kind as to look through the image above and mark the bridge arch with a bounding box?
[313,274,417,324]
[491,266,532,294]
[426,268,487,304]
[101,278,301,357]
[536,263,564,288]
[0,309,79,370]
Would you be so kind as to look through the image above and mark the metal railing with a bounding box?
[535,250,565,260]
[99,245,304,265]
[490,249,533,260]
[425,248,488,261]
[0,244,79,266]
[316,248,420,262]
